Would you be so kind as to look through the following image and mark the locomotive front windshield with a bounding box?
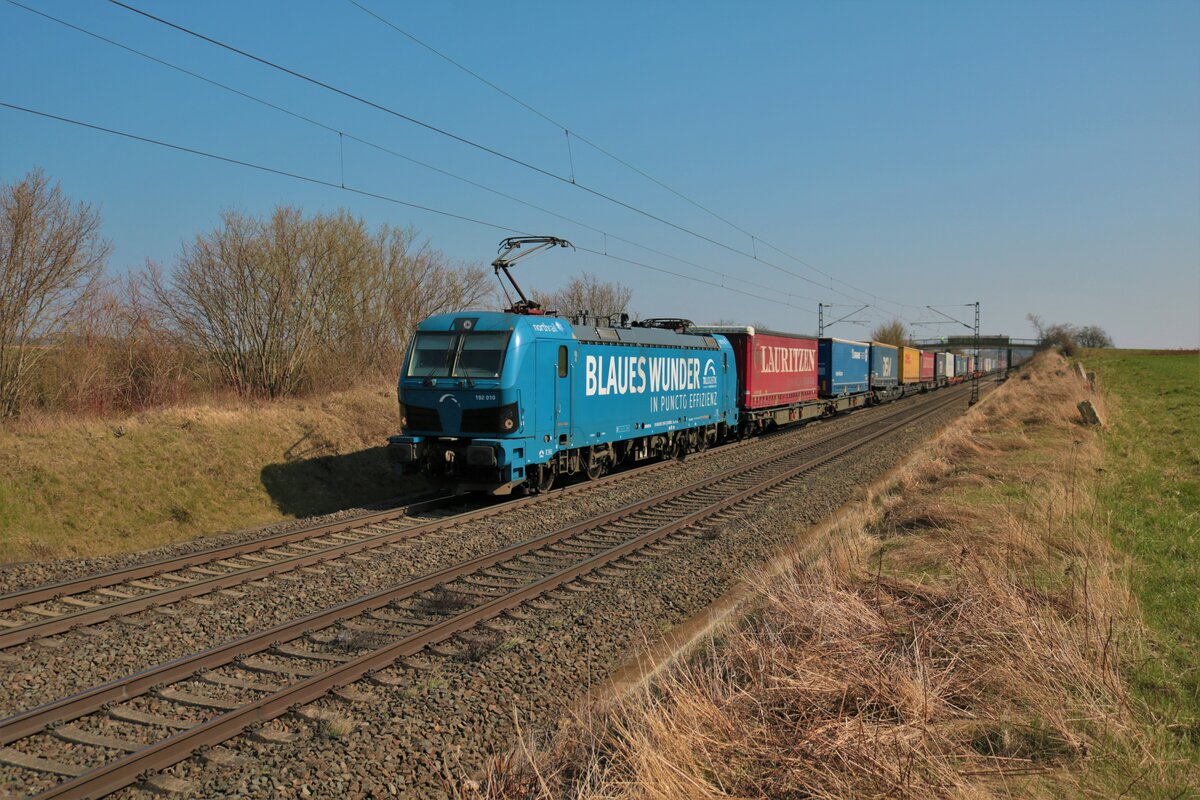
[407,331,510,379]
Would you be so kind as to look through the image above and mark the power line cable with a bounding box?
[0,100,815,313]
[5,0,816,304]
[105,0,886,313]
[343,0,913,315]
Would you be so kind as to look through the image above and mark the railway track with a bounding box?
[0,386,972,799]
[0,385,967,650]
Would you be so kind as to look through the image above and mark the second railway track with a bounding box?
[0,386,973,799]
[0,385,969,650]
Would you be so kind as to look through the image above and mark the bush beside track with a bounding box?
[468,351,1196,799]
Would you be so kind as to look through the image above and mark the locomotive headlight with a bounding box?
[499,403,519,433]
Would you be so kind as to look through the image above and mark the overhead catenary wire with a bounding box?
[343,0,915,317]
[0,100,818,314]
[4,0,821,305]
[104,0,895,316]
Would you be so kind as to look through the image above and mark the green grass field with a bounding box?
[1084,349,1199,770]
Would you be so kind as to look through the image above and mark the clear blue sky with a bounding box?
[2,0,1198,347]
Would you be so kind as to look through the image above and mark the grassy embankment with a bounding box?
[468,351,1196,799]
[1083,349,1199,782]
[0,386,414,564]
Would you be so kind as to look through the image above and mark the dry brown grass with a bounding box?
[458,353,1169,799]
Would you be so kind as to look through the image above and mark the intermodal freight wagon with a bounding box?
[869,342,900,402]
[899,346,922,385]
[690,326,820,432]
[818,338,870,398]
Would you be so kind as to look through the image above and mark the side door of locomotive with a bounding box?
[535,340,572,459]
[553,342,572,447]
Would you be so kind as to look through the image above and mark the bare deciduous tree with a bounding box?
[0,170,109,417]
[1076,325,1113,349]
[870,318,908,346]
[327,222,490,380]
[533,272,633,321]
[152,207,344,398]
[1027,314,1112,354]
[153,207,490,398]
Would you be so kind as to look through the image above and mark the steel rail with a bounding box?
[23,386,969,800]
[0,388,966,751]
[0,387,969,649]
[0,392,798,614]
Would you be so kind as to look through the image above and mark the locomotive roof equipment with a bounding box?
[491,236,574,315]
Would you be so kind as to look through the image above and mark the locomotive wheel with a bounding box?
[584,451,606,481]
[535,464,556,493]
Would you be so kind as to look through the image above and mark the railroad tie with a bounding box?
[199,671,282,693]
[366,609,430,627]
[272,642,355,663]
[106,706,194,729]
[53,725,141,752]
[95,588,137,599]
[59,597,100,608]
[0,747,88,777]
[127,580,168,591]
[157,687,244,710]
[21,605,63,618]
[338,618,399,635]
[239,657,323,677]
[155,573,196,584]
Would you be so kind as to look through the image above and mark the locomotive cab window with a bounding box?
[408,332,458,377]
[557,346,568,377]
[406,331,510,379]
[455,331,510,379]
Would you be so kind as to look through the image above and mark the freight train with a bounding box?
[387,237,1005,495]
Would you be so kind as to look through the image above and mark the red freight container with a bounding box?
[920,351,935,381]
[692,326,818,409]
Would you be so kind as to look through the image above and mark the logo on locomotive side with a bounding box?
[584,354,711,396]
[756,346,815,374]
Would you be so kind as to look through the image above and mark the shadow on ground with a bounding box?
[260,444,418,517]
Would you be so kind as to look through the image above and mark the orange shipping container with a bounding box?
[899,346,922,384]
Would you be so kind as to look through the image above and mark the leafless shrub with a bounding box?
[870,318,908,346]
[1027,314,1114,354]
[414,586,474,616]
[0,170,109,417]
[532,272,632,322]
[42,271,197,414]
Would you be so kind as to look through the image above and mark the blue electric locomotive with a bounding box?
[388,238,739,495]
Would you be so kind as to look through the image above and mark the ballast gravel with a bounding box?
[0,383,990,798]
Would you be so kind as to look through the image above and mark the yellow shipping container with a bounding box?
[899,346,922,384]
